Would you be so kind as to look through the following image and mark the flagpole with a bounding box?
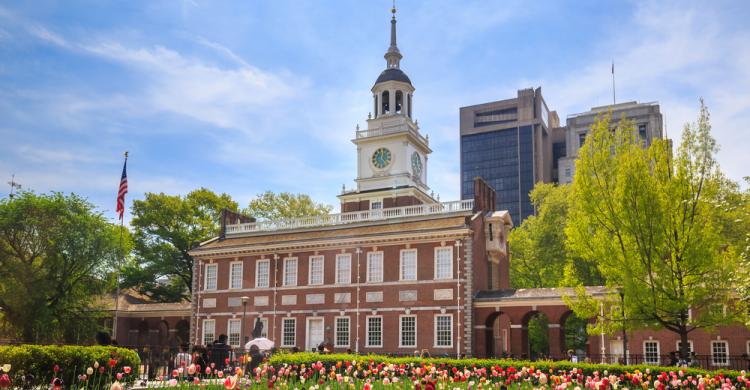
[112,151,128,341]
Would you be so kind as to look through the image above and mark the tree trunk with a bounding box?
[679,328,690,362]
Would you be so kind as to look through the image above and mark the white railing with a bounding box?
[356,122,428,145]
[225,199,474,235]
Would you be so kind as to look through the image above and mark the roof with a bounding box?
[375,68,412,85]
[95,290,191,316]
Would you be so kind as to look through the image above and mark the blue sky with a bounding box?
[1,1,749,223]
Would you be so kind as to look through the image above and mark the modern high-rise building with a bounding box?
[459,88,560,224]
[557,101,663,184]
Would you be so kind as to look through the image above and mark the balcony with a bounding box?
[225,199,474,236]
[356,120,428,146]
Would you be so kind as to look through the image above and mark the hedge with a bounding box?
[0,344,140,387]
[269,352,743,378]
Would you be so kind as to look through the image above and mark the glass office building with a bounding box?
[461,125,535,223]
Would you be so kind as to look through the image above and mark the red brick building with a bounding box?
[186,7,750,369]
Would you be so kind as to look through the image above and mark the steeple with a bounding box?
[384,5,402,69]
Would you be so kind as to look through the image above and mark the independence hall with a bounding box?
[186,8,750,364]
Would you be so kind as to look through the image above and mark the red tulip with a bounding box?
[123,366,131,374]
[116,373,123,380]
[172,369,179,378]
[217,371,224,378]
[53,365,60,373]
[225,358,230,365]
[99,366,105,374]
[109,359,117,368]
[0,374,10,389]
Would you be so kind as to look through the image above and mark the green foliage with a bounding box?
[527,313,549,358]
[509,184,603,288]
[565,101,747,358]
[0,344,140,387]
[268,352,740,378]
[123,188,237,302]
[563,313,589,352]
[0,192,121,343]
[246,191,332,221]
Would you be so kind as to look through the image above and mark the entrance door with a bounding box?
[609,340,624,364]
[306,318,324,352]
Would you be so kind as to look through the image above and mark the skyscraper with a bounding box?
[459,88,559,224]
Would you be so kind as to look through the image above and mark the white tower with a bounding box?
[339,6,435,211]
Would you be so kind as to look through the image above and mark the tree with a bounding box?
[565,101,746,361]
[246,191,332,221]
[123,188,237,302]
[0,192,120,343]
[509,183,602,288]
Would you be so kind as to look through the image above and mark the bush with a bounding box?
[0,344,140,387]
[269,352,742,378]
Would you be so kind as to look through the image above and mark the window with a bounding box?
[335,317,350,347]
[205,264,217,291]
[202,319,215,346]
[407,94,412,118]
[367,252,383,283]
[370,200,382,210]
[578,132,587,148]
[229,262,243,289]
[435,315,453,347]
[309,256,324,285]
[381,91,389,114]
[676,340,694,354]
[395,90,403,114]
[711,341,729,366]
[366,316,383,347]
[373,94,378,119]
[282,318,296,347]
[638,124,648,141]
[283,257,298,286]
[228,319,241,347]
[255,259,270,288]
[644,341,660,365]
[434,247,453,280]
[400,249,417,281]
[399,315,416,347]
[335,254,351,284]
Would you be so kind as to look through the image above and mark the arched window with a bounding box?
[408,94,412,118]
[381,91,390,114]
[395,90,403,114]
[374,95,378,118]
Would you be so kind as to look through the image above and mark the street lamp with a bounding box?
[241,296,250,348]
[619,290,628,365]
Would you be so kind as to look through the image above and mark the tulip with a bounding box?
[188,364,196,375]
[116,373,123,380]
[53,364,60,373]
[123,366,132,375]
[193,377,200,385]
[0,374,10,389]
[0,365,9,373]
[110,381,123,390]
[86,367,94,376]
[109,359,117,368]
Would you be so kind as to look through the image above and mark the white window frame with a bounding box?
[747,340,750,355]
[434,314,453,348]
[366,315,383,348]
[434,246,453,280]
[204,263,218,291]
[308,255,324,286]
[227,318,241,347]
[283,257,298,287]
[229,261,243,290]
[399,249,417,281]
[281,318,296,347]
[711,340,729,366]
[255,259,270,288]
[334,316,350,348]
[335,254,352,284]
[367,251,383,283]
[399,315,417,348]
[370,199,383,210]
[202,319,215,346]
[643,340,660,365]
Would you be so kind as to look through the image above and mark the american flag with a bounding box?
[116,155,128,220]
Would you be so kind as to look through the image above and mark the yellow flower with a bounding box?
[1,364,10,372]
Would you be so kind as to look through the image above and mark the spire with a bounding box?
[384,3,402,69]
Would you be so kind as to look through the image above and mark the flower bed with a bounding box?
[0,344,140,388]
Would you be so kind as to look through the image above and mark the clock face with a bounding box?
[411,151,423,177]
[371,147,392,169]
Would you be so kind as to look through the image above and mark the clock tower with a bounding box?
[339,6,436,212]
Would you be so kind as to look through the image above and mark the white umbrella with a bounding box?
[245,337,275,351]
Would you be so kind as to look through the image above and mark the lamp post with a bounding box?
[619,290,628,365]
[241,296,250,348]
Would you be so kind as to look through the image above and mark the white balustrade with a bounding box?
[225,199,474,236]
